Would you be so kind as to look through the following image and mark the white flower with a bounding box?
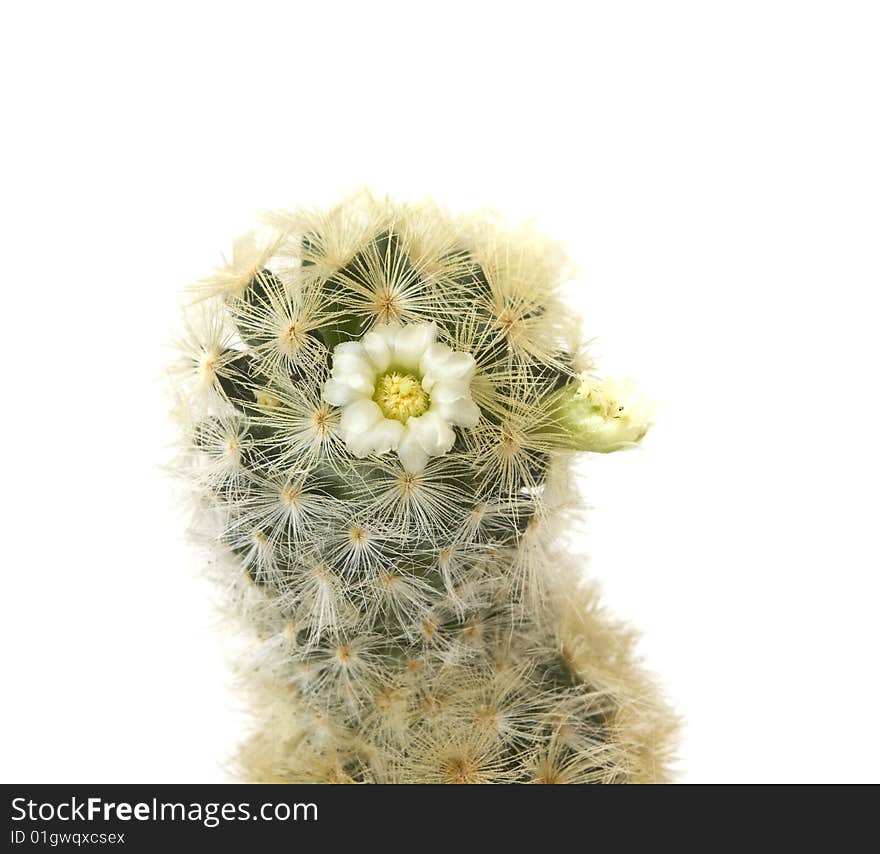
[323,323,480,472]
[555,374,653,452]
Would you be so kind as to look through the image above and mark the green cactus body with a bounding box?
[175,193,676,783]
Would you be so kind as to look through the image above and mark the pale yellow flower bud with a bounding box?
[552,374,652,452]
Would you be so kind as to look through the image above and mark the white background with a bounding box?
[2,1,878,783]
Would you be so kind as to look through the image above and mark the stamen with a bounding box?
[373,372,429,422]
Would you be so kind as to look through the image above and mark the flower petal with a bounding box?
[432,351,476,383]
[332,341,367,360]
[408,411,456,456]
[330,351,376,395]
[332,370,375,397]
[398,431,430,473]
[331,350,373,377]
[323,378,361,407]
[419,342,454,381]
[360,328,393,373]
[436,397,480,428]
[428,380,471,405]
[339,399,383,450]
[393,322,436,371]
[367,418,406,454]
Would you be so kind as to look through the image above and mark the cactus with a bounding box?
[173,193,677,783]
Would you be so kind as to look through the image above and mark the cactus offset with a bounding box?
[173,193,676,783]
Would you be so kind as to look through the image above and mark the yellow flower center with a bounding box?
[373,372,429,422]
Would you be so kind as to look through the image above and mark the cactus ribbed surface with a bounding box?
[173,193,676,783]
